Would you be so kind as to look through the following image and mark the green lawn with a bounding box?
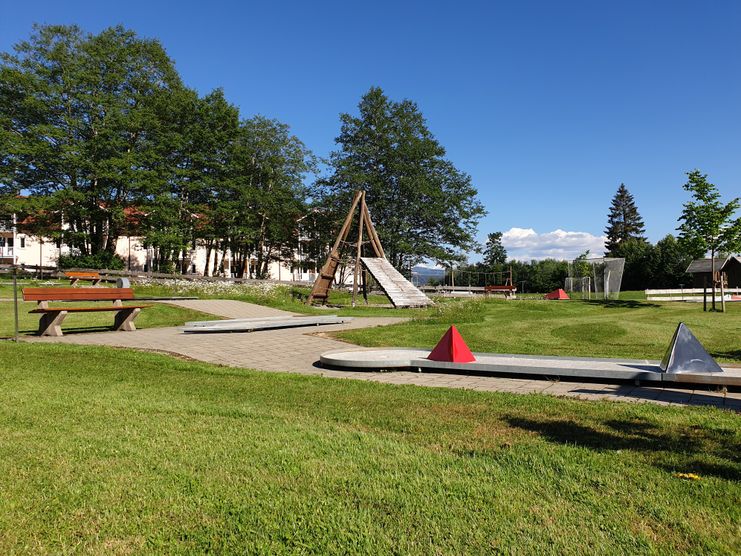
[131,279,430,317]
[338,297,741,363]
[0,277,428,317]
[0,341,738,554]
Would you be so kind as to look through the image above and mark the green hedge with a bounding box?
[58,252,125,270]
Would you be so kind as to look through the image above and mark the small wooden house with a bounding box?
[686,256,741,288]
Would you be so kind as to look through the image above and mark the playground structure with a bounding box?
[307,191,433,308]
[565,257,625,300]
[419,267,517,298]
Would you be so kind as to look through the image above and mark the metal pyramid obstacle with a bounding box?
[545,288,570,300]
[427,325,476,363]
[307,190,433,308]
[660,322,724,374]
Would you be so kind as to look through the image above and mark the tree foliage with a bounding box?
[677,170,741,309]
[316,87,485,270]
[677,170,741,260]
[0,24,182,255]
[482,232,507,268]
[0,25,316,276]
[604,184,646,254]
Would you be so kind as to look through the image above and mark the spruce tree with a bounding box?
[604,184,646,254]
[483,232,507,268]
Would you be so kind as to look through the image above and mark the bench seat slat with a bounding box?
[23,288,135,302]
[30,305,151,314]
[65,272,100,277]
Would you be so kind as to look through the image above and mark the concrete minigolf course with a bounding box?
[320,322,741,388]
[180,315,352,333]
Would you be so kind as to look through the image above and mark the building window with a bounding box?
[20,237,25,248]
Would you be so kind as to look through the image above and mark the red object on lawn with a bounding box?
[427,325,476,363]
[544,288,570,300]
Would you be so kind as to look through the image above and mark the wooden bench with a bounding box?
[484,285,517,298]
[64,271,102,286]
[22,287,151,337]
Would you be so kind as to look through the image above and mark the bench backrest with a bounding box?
[64,271,101,278]
[23,287,135,302]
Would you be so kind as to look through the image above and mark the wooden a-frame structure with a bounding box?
[307,191,433,308]
[307,191,382,306]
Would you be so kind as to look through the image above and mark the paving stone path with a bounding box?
[28,299,741,410]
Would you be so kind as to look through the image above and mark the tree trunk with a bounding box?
[219,245,229,276]
[212,246,220,277]
[711,251,717,311]
[204,243,212,277]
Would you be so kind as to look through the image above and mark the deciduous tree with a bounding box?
[677,170,741,310]
[0,24,183,256]
[317,87,485,270]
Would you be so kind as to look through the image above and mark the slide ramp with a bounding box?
[361,257,434,308]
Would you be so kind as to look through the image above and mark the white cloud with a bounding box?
[413,262,445,270]
[501,227,606,261]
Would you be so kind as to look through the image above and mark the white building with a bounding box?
[1,213,315,282]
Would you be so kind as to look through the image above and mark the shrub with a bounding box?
[58,252,125,270]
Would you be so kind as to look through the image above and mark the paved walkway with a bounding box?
[153,299,293,319]
[27,300,741,410]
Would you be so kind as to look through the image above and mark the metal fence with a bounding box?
[565,257,625,300]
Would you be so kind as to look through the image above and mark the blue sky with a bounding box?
[2,0,740,260]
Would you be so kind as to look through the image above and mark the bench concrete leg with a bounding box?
[114,308,141,331]
[38,311,68,337]
[92,279,101,286]
[69,278,79,286]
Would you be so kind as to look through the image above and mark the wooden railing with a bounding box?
[0,264,312,286]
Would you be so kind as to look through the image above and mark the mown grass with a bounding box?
[338,297,741,363]
[0,277,428,317]
[131,280,429,317]
[0,341,738,554]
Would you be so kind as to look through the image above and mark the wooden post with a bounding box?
[711,259,717,311]
[361,202,384,258]
[720,272,726,313]
[12,266,19,342]
[352,193,365,307]
[362,267,368,304]
[703,276,707,312]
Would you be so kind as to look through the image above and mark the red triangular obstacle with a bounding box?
[544,288,570,300]
[427,325,476,363]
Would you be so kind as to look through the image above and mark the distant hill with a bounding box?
[411,265,445,285]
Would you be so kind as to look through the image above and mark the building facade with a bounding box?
[1,211,315,282]
[686,256,741,288]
